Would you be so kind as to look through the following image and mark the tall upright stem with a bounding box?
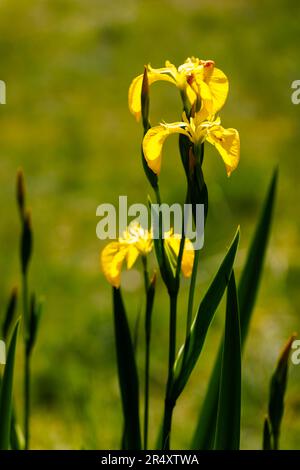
[185,143,206,342]
[185,248,200,339]
[24,352,30,450]
[162,293,177,450]
[142,256,151,450]
[22,273,30,450]
[161,187,189,449]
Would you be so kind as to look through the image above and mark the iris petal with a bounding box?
[164,234,194,278]
[142,124,188,174]
[128,71,175,121]
[100,242,128,288]
[206,126,240,176]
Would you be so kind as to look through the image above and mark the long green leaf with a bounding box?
[239,168,278,343]
[113,288,141,450]
[267,334,295,450]
[214,272,241,450]
[171,227,240,400]
[191,169,278,449]
[263,416,272,450]
[0,320,20,450]
[2,287,18,340]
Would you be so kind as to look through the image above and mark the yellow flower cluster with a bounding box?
[101,222,194,288]
[130,57,240,176]
[101,57,240,287]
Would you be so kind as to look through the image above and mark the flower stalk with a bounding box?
[142,256,156,450]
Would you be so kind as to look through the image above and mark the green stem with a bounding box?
[154,185,162,205]
[22,274,29,341]
[185,248,200,339]
[174,189,190,292]
[273,433,279,450]
[184,144,206,342]
[22,273,30,450]
[162,293,177,450]
[142,256,151,450]
[24,352,30,450]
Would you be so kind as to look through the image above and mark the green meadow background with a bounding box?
[0,0,299,449]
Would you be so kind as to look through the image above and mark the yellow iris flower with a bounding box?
[163,230,194,278]
[101,222,194,287]
[101,222,153,288]
[128,57,229,122]
[142,110,240,176]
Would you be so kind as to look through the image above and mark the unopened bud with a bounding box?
[16,168,26,219]
[21,210,33,275]
[141,66,150,132]
[27,293,43,355]
[2,286,18,340]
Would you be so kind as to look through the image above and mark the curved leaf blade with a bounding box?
[191,169,278,449]
[263,416,272,450]
[171,227,240,400]
[214,272,241,450]
[0,320,20,450]
[113,288,141,450]
[239,168,278,343]
[267,334,296,450]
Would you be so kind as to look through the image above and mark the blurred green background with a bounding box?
[0,0,299,449]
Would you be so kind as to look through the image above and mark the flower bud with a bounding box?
[16,168,26,219]
[2,286,18,340]
[141,66,150,132]
[21,210,33,275]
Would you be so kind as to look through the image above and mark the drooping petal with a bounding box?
[126,244,140,269]
[142,123,188,174]
[206,126,240,176]
[100,242,128,288]
[128,74,144,121]
[164,234,195,278]
[128,69,175,121]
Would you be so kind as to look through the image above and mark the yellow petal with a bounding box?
[126,244,140,269]
[142,123,188,174]
[128,74,144,122]
[195,80,214,116]
[164,235,195,278]
[181,238,195,277]
[128,69,175,122]
[186,83,197,106]
[195,64,229,114]
[206,126,240,176]
[206,67,229,114]
[100,242,128,288]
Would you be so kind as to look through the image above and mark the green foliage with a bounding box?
[266,335,295,450]
[0,320,20,450]
[0,0,297,450]
[214,272,241,450]
[113,288,141,450]
[172,228,240,400]
[192,169,278,449]
[2,287,18,341]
